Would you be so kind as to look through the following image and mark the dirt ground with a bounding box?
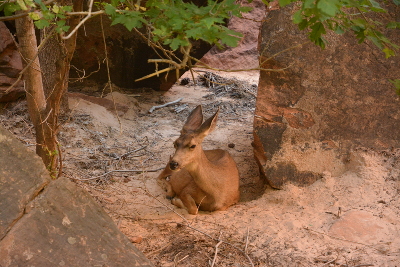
[1,70,399,267]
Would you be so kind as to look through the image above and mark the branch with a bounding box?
[69,167,165,181]
[148,98,183,113]
[135,66,175,82]
[0,1,54,21]
[0,12,29,21]
[211,241,223,267]
[135,43,192,82]
[61,0,95,40]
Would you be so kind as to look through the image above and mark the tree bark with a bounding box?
[15,14,57,175]
[15,0,83,177]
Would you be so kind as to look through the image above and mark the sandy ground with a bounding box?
[1,71,399,267]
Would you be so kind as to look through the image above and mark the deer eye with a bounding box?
[190,145,196,149]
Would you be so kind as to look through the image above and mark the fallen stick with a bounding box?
[148,97,183,113]
[70,167,165,181]
[211,241,223,267]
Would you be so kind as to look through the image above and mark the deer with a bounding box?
[157,105,240,215]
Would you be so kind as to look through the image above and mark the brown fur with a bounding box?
[157,106,240,215]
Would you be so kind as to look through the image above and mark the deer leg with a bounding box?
[180,194,199,215]
[172,194,198,215]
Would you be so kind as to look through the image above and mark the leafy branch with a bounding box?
[278,0,400,57]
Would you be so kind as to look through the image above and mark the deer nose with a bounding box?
[169,161,179,170]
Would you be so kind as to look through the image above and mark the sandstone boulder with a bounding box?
[200,0,266,70]
[254,5,400,189]
[0,126,153,266]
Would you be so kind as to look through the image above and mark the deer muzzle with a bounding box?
[169,161,179,170]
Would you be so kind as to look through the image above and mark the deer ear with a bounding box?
[182,105,203,133]
[197,108,219,138]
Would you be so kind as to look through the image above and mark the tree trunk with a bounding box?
[15,0,83,177]
[15,14,57,175]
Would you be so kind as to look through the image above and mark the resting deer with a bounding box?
[157,105,240,215]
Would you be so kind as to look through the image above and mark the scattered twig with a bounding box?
[245,227,250,254]
[117,145,148,160]
[321,250,340,266]
[174,252,189,266]
[211,241,223,267]
[148,98,183,113]
[69,167,164,181]
[174,104,188,113]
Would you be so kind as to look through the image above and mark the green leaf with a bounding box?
[52,4,60,14]
[34,18,50,29]
[389,79,400,95]
[202,17,220,29]
[219,28,242,47]
[317,0,339,17]
[387,22,400,29]
[279,0,295,7]
[310,22,326,37]
[3,3,21,16]
[110,10,145,31]
[366,36,383,49]
[29,12,41,20]
[334,24,344,34]
[293,10,303,24]
[298,19,309,30]
[111,0,122,6]
[104,4,117,16]
[393,0,400,5]
[368,0,385,12]
[220,34,241,47]
[303,0,315,9]
[383,48,395,58]
[168,37,189,51]
[34,0,48,11]
[16,0,28,10]
[313,37,326,49]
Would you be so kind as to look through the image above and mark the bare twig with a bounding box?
[69,167,164,181]
[245,227,250,254]
[61,0,95,40]
[69,59,101,82]
[99,15,122,132]
[211,241,223,267]
[117,145,148,160]
[135,66,175,82]
[148,98,183,113]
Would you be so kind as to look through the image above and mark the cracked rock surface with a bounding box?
[0,126,153,267]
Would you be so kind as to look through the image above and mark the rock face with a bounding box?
[0,126,153,266]
[70,16,211,91]
[200,0,266,70]
[253,5,400,189]
[0,22,24,102]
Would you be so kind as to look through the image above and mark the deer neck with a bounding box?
[185,148,220,195]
